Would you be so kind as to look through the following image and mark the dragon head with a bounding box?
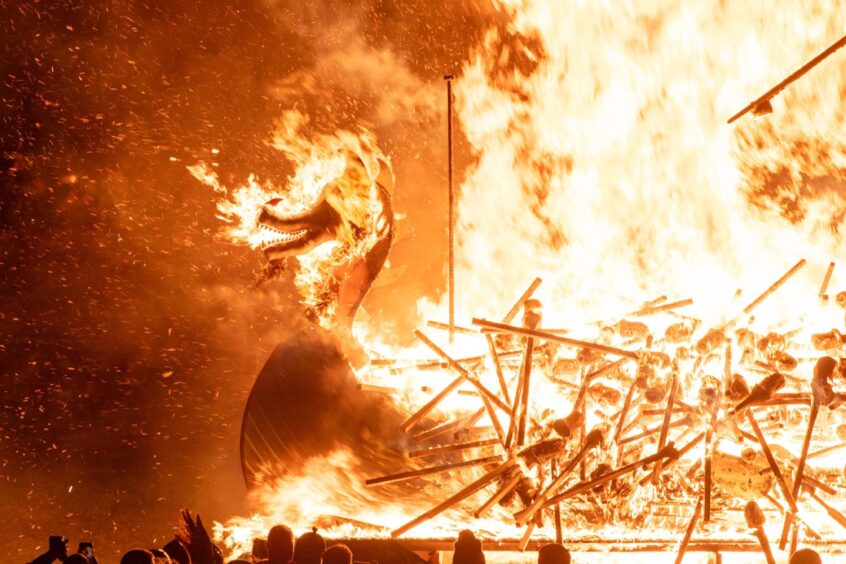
[252,151,394,338]
[193,114,395,351]
[256,195,340,261]
[255,151,391,266]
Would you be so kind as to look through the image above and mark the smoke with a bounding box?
[1,0,492,558]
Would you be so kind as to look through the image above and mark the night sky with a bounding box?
[1,1,496,558]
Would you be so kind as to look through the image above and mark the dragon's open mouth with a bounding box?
[254,197,339,259]
[257,224,308,250]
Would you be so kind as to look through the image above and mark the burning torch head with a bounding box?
[551,409,583,439]
[523,298,543,329]
[583,427,605,450]
[728,372,784,414]
[812,356,838,406]
[744,500,766,528]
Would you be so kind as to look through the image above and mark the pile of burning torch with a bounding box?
[362,259,846,560]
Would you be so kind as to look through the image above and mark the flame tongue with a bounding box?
[205,1,846,558]
[444,1,846,327]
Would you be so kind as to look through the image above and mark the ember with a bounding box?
[14,0,846,561]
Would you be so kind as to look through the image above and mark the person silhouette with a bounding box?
[293,528,325,564]
[322,544,353,564]
[538,543,570,564]
[121,549,155,564]
[77,542,97,564]
[266,525,295,564]
[452,530,485,564]
[251,538,269,561]
[790,548,823,564]
[162,539,191,564]
[28,536,69,564]
[150,548,173,563]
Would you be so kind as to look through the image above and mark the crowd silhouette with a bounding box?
[25,509,828,563]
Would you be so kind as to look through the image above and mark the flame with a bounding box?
[443,2,846,326]
[206,1,846,559]
[189,110,389,324]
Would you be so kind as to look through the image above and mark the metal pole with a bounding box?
[444,75,455,343]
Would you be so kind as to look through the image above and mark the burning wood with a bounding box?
[727,33,846,123]
[618,414,691,445]
[542,444,679,507]
[407,438,500,459]
[640,431,705,485]
[632,298,694,317]
[345,262,846,557]
[391,458,519,538]
[741,259,807,316]
[811,329,842,351]
[486,334,511,404]
[512,299,543,447]
[472,318,640,359]
[779,361,824,549]
[674,496,703,564]
[651,369,679,484]
[502,277,543,324]
[411,408,485,442]
[401,331,509,440]
[745,408,797,511]
[474,472,522,518]
[727,372,786,415]
[366,455,504,486]
[513,428,604,526]
[427,320,478,335]
[806,486,846,531]
[414,330,510,414]
[820,261,836,302]
[551,409,583,440]
[744,501,776,564]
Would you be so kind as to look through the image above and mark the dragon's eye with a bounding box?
[266,198,281,206]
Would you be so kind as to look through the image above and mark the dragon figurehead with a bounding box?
[194,120,404,490]
[254,150,394,338]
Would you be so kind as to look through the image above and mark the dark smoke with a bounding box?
[1,0,495,558]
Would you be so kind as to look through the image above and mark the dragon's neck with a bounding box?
[331,183,394,329]
[297,184,392,368]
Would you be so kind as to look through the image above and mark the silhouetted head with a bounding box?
[322,544,353,564]
[65,555,90,564]
[77,542,94,559]
[453,530,485,564]
[251,537,269,560]
[293,528,325,564]
[267,525,294,564]
[790,548,823,564]
[150,547,173,563]
[121,549,155,564]
[538,543,570,564]
[162,539,191,564]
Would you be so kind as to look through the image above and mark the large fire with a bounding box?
[189,110,390,326]
[193,1,846,560]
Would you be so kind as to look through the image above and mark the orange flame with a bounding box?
[208,2,846,558]
[189,110,390,324]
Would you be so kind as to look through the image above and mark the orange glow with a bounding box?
[198,2,846,559]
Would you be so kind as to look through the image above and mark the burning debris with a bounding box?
[344,261,846,559]
[187,4,846,560]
